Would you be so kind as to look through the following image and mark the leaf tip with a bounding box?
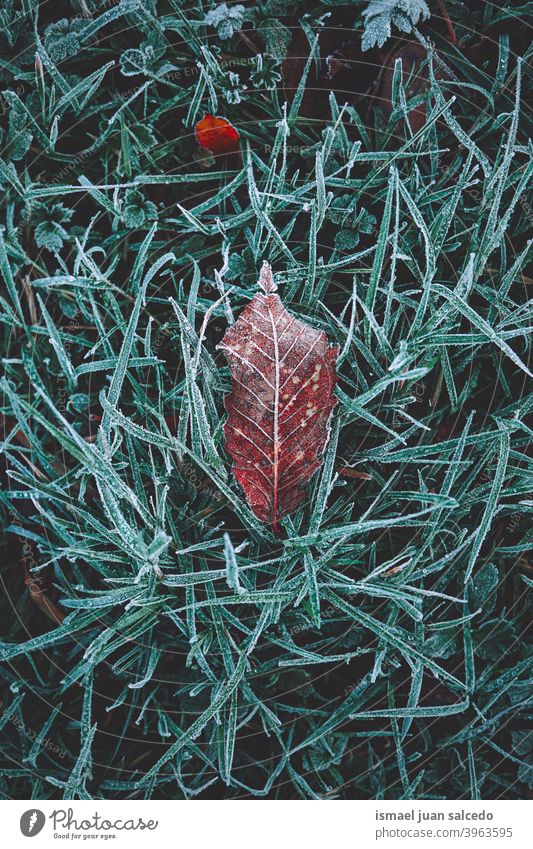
[259,261,277,294]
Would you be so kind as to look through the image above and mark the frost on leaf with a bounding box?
[361,0,430,51]
[203,3,246,40]
[218,262,339,533]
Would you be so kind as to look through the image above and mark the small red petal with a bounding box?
[195,114,240,155]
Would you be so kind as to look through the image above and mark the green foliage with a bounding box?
[32,203,75,253]
[258,18,292,61]
[122,189,158,228]
[250,55,282,90]
[2,103,33,162]
[44,18,87,63]
[362,0,430,50]
[0,0,531,802]
[203,4,248,40]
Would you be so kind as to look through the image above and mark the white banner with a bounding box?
[2,799,531,849]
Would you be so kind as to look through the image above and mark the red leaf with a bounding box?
[219,263,339,533]
[195,114,240,155]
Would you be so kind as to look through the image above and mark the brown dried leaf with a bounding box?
[218,263,339,533]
